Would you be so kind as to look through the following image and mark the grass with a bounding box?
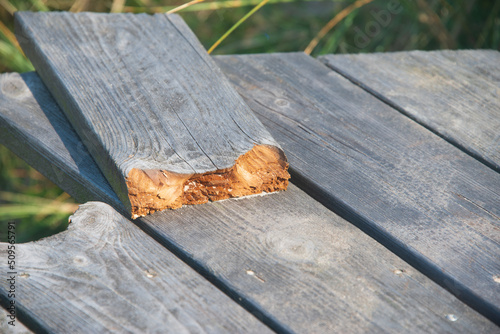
[0,0,498,242]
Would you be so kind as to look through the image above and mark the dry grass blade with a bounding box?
[304,0,374,55]
[416,0,455,48]
[110,0,126,13]
[0,191,73,207]
[0,0,17,15]
[125,0,321,14]
[208,0,269,54]
[69,0,89,13]
[35,192,77,220]
[167,0,205,14]
[28,0,49,11]
[0,19,24,54]
[0,191,78,220]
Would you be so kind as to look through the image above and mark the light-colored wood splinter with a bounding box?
[127,145,289,217]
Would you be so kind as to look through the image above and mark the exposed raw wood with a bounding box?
[14,12,289,218]
[0,71,497,333]
[127,145,289,217]
[0,202,270,333]
[320,50,500,172]
[214,52,500,325]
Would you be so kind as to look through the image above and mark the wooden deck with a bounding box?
[0,20,499,333]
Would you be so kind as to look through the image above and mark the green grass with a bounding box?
[0,0,498,242]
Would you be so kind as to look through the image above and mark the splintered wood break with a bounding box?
[126,145,290,218]
[16,12,287,217]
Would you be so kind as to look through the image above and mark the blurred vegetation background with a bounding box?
[0,0,498,243]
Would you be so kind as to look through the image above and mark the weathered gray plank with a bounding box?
[0,203,270,333]
[0,72,497,333]
[320,50,500,172]
[142,187,499,333]
[0,72,123,211]
[14,12,289,218]
[214,52,500,325]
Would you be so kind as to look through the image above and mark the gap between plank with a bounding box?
[288,167,500,327]
[0,294,50,334]
[321,61,500,176]
[126,216,293,334]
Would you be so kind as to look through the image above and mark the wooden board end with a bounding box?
[126,145,290,218]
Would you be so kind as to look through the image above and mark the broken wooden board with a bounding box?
[320,50,500,173]
[14,12,289,218]
[0,203,270,333]
[214,52,500,325]
[0,72,497,333]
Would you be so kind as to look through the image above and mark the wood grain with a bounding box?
[14,12,288,217]
[214,52,500,325]
[0,72,122,211]
[320,50,500,173]
[143,186,498,333]
[0,71,497,333]
[0,203,270,333]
